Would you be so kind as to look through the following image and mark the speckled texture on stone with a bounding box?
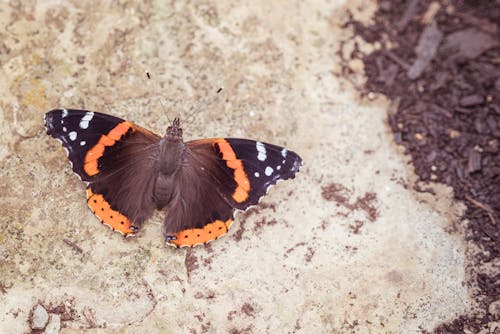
[0,1,468,333]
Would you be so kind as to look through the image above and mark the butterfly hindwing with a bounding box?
[45,109,161,235]
[165,138,302,247]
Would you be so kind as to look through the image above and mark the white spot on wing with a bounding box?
[69,131,77,141]
[265,166,273,176]
[281,148,287,158]
[62,126,67,132]
[276,165,281,170]
[79,111,94,129]
[256,142,267,161]
[80,140,86,146]
[254,172,260,177]
[62,109,68,118]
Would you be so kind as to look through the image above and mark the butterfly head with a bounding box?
[166,117,183,141]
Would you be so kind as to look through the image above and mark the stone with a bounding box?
[45,314,61,334]
[31,304,49,330]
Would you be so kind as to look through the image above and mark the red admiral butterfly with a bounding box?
[45,109,302,247]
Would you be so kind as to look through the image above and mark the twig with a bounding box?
[384,50,411,69]
[63,239,83,253]
[413,183,436,195]
[465,194,497,226]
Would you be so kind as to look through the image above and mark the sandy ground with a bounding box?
[0,1,469,333]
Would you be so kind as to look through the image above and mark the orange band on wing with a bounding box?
[84,121,134,176]
[168,219,233,247]
[214,139,250,203]
[86,188,137,235]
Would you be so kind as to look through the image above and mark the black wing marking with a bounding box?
[45,109,127,181]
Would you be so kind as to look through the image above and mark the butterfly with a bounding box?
[45,109,302,247]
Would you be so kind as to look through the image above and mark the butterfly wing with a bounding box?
[45,109,161,235]
[164,138,302,247]
[213,138,302,208]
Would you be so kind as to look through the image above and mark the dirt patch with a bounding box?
[232,216,248,242]
[240,303,255,317]
[229,326,254,334]
[304,247,315,262]
[284,242,307,258]
[185,249,199,279]
[227,310,238,321]
[45,299,79,323]
[321,182,350,203]
[322,182,379,223]
[252,218,278,233]
[234,202,278,241]
[349,0,499,332]
[348,220,365,234]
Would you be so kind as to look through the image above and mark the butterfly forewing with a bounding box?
[45,109,161,235]
[45,109,129,181]
[220,138,302,208]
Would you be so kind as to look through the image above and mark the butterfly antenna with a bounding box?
[146,71,171,124]
[184,87,224,124]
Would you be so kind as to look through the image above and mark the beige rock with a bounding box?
[0,1,470,333]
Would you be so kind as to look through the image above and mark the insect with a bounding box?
[45,109,302,247]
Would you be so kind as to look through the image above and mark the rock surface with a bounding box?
[0,1,469,333]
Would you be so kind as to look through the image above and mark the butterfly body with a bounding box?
[45,109,302,247]
[154,119,185,209]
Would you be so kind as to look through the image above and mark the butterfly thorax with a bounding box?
[159,117,185,174]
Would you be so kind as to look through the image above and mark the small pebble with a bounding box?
[460,94,484,107]
[31,304,49,330]
[448,129,460,138]
[45,314,61,334]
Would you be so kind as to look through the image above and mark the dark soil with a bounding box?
[348,0,499,332]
